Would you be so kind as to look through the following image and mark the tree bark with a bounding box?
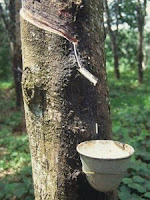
[21,0,118,199]
[104,0,120,79]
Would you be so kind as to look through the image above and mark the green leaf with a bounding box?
[112,125,121,132]
[122,178,133,184]
[132,176,145,183]
[0,192,5,199]
[119,186,132,200]
[132,194,145,200]
[15,186,27,198]
[128,183,146,193]
[5,183,19,192]
[25,197,34,200]
[145,181,150,191]
[144,192,150,198]
[29,188,34,195]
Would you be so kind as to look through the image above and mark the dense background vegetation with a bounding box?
[0,0,150,199]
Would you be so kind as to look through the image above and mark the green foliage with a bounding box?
[119,30,138,69]
[0,167,34,200]
[105,0,150,74]
[118,0,137,28]
[144,32,150,67]
[108,69,150,199]
[0,21,11,80]
[0,81,22,131]
[105,29,138,72]
[0,82,34,199]
[106,0,136,28]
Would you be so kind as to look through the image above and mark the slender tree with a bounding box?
[10,0,22,107]
[21,0,118,199]
[104,0,120,79]
[136,0,147,83]
[0,0,22,107]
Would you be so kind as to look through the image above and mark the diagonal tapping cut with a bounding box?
[20,8,78,43]
[20,8,99,86]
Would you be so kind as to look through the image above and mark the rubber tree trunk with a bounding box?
[10,0,22,108]
[21,0,118,199]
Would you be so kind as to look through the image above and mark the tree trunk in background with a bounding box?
[104,0,120,79]
[137,30,144,83]
[9,0,22,107]
[0,3,10,37]
[112,39,120,79]
[0,0,22,107]
[21,0,118,199]
[137,0,147,84]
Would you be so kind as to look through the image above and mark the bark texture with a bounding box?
[21,0,117,199]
